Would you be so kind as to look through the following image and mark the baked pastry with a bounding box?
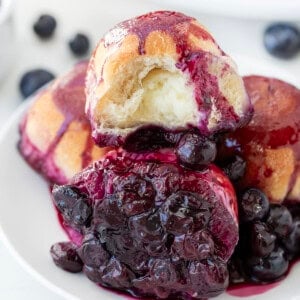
[19,62,109,184]
[51,149,238,299]
[85,11,252,149]
[218,75,300,203]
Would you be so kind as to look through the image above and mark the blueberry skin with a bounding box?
[264,23,300,59]
[33,14,57,38]
[19,69,55,98]
[239,188,270,222]
[69,33,90,56]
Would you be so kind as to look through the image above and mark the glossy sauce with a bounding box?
[227,282,280,297]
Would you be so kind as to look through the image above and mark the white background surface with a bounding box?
[0,0,300,299]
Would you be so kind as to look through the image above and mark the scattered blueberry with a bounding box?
[176,133,217,167]
[266,204,293,238]
[69,33,90,56]
[19,69,55,98]
[239,188,270,222]
[264,23,300,59]
[50,242,83,273]
[33,14,57,38]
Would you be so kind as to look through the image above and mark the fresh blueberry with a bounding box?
[222,155,246,182]
[283,221,300,255]
[266,204,293,239]
[176,133,217,167]
[239,188,269,222]
[19,69,55,98]
[69,33,90,56]
[50,242,83,273]
[245,247,288,282]
[250,222,276,257]
[264,23,300,59]
[33,14,57,38]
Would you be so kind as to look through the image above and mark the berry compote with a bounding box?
[51,149,238,299]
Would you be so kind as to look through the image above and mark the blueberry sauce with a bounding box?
[176,51,240,135]
[51,149,238,299]
[104,11,216,56]
[227,281,280,297]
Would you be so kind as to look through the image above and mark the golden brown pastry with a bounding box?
[219,75,300,203]
[85,11,251,148]
[19,61,110,184]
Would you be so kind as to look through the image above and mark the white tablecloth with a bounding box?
[0,0,300,299]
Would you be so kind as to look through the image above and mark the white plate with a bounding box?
[150,0,300,21]
[0,55,300,300]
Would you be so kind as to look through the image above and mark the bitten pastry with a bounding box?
[218,75,300,203]
[19,62,109,185]
[86,11,252,148]
[51,149,238,299]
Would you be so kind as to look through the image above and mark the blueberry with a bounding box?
[69,33,90,56]
[33,14,57,38]
[83,265,104,283]
[251,222,276,257]
[266,204,293,239]
[283,221,300,255]
[264,23,300,59]
[113,174,155,216]
[19,69,55,98]
[78,239,110,268]
[102,258,134,289]
[176,133,217,167]
[52,185,92,229]
[172,230,214,260]
[129,210,163,243]
[239,188,269,222]
[188,260,229,298]
[93,196,126,229]
[50,242,83,273]
[245,247,288,282]
[149,259,177,285]
[222,155,246,182]
[160,191,211,234]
